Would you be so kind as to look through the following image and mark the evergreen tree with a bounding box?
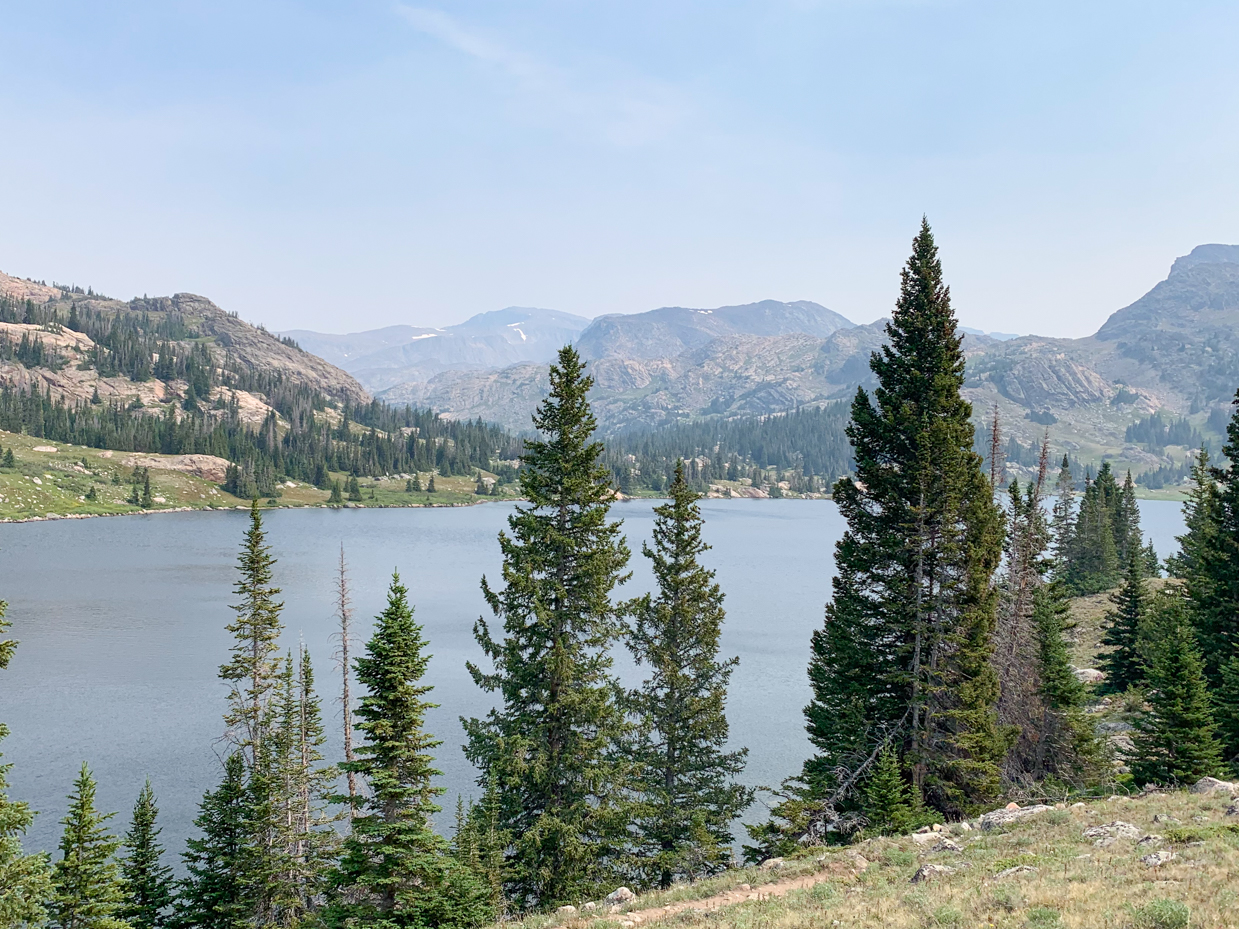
[140,471,153,509]
[1,447,13,468]
[1063,473,1119,595]
[50,763,128,929]
[1098,544,1149,694]
[463,345,633,908]
[0,600,54,928]
[411,474,422,492]
[426,475,436,494]
[860,747,934,837]
[326,574,490,929]
[626,461,752,889]
[1048,455,1075,572]
[346,476,362,502]
[176,754,258,929]
[1031,583,1103,782]
[219,500,284,768]
[119,781,173,929]
[328,481,344,505]
[1167,447,1218,582]
[1130,595,1223,786]
[794,220,1011,825]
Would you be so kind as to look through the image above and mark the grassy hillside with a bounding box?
[0,430,516,521]
[503,788,1237,929]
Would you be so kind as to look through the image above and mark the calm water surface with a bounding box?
[0,498,1185,855]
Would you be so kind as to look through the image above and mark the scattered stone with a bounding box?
[994,865,1039,879]
[1094,836,1117,848]
[1054,803,1066,810]
[911,832,939,845]
[910,864,955,883]
[1082,821,1141,841]
[1190,776,1239,795]
[32,446,57,453]
[607,887,636,904]
[932,839,963,853]
[1071,802,1086,809]
[1005,802,1021,811]
[1152,814,1181,825]
[915,826,932,833]
[980,804,1054,831]
[737,883,751,892]
[583,902,597,912]
[556,906,577,916]
[1141,850,1178,868]
[1073,667,1105,683]
[1137,835,1164,847]
[1225,802,1239,817]
[849,854,870,871]
[955,821,972,833]
[759,857,785,870]
[931,822,944,832]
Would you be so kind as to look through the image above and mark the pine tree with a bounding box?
[50,763,128,929]
[860,747,934,837]
[463,345,633,908]
[426,474,436,494]
[0,600,54,927]
[346,476,362,502]
[1130,595,1223,786]
[176,754,258,929]
[141,471,153,509]
[794,220,1011,825]
[1,447,13,469]
[333,546,358,810]
[219,500,284,768]
[1167,447,1218,582]
[411,474,422,492]
[1098,544,1149,694]
[1048,455,1075,571]
[626,461,752,889]
[326,574,491,929]
[328,481,344,505]
[119,781,173,929]
[1063,474,1119,595]
[1031,583,1103,782]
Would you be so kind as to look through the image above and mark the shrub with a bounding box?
[1130,899,1190,929]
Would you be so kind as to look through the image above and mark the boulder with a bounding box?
[1152,814,1181,825]
[1225,802,1239,817]
[994,865,1039,879]
[1081,821,1141,841]
[1141,850,1177,868]
[606,887,636,904]
[910,864,955,883]
[911,832,939,845]
[759,857,785,870]
[1189,776,1238,795]
[556,906,578,916]
[932,839,963,853]
[1073,668,1106,684]
[1136,835,1164,847]
[979,804,1054,831]
[583,902,597,912]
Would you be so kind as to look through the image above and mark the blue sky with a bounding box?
[1,1,1236,336]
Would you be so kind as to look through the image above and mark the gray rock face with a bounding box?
[979,804,1054,831]
[1141,849,1178,868]
[606,887,636,904]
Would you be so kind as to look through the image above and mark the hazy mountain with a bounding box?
[574,299,854,361]
[283,307,591,391]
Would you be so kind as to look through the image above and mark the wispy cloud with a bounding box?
[394,4,686,146]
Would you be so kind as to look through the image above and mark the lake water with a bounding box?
[0,498,1186,857]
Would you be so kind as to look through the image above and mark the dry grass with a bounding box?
[499,791,1239,929]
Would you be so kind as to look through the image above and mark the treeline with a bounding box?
[0,381,521,497]
[0,345,752,926]
[602,403,853,494]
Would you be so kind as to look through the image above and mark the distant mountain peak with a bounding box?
[1169,243,1239,276]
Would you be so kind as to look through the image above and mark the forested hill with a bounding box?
[0,271,520,499]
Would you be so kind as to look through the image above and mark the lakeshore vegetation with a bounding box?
[3,222,1239,928]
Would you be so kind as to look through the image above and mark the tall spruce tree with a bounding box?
[327,574,490,929]
[464,345,633,908]
[626,461,751,889]
[1129,595,1223,786]
[1063,473,1120,595]
[796,220,1011,824]
[0,600,54,928]
[219,500,284,767]
[50,763,128,929]
[1167,447,1218,582]
[176,754,258,929]
[1098,544,1149,694]
[1048,455,1075,572]
[119,781,173,929]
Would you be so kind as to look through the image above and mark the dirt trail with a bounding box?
[609,859,864,926]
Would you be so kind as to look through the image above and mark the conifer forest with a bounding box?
[6,223,1239,928]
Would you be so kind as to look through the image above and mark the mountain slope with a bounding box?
[284,306,591,391]
[574,299,854,361]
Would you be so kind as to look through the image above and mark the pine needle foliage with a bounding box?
[176,754,259,929]
[0,600,54,929]
[326,574,491,929]
[1130,595,1224,786]
[464,345,634,909]
[119,781,174,929]
[50,763,128,929]
[1098,545,1150,694]
[860,747,935,837]
[626,461,752,889]
[796,220,1011,824]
